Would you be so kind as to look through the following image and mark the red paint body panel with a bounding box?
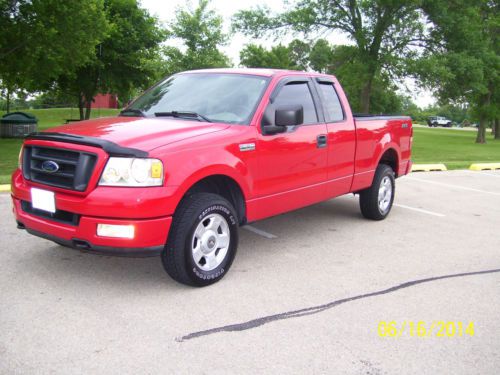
[324,76,356,197]
[11,69,412,253]
[48,117,229,151]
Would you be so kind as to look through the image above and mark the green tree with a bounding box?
[239,39,310,70]
[233,0,424,113]
[419,0,499,143]
[55,0,164,119]
[241,38,405,114]
[309,39,335,73]
[0,0,108,111]
[310,40,405,113]
[161,0,231,75]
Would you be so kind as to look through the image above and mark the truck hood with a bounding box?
[46,116,229,151]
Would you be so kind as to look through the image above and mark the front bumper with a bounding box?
[12,169,173,257]
[23,227,165,257]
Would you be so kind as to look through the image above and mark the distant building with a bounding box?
[92,94,118,109]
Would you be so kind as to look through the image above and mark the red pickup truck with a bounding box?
[11,69,412,286]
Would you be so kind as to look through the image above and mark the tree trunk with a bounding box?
[475,116,487,144]
[78,94,85,120]
[6,89,10,113]
[475,91,491,144]
[84,97,92,120]
[494,119,500,140]
[360,77,373,114]
[358,54,379,114]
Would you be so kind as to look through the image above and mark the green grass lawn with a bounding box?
[0,138,24,183]
[1,113,499,184]
[0,107,120,131]
[412,127,500,169]
[0,108,120,184]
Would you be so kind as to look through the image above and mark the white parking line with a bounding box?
[407,176,500,196]
[394,204,446,217]
[242,225,278,239]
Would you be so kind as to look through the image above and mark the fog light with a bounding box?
[97,224,135,239]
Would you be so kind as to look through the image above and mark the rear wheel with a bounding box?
[359,164,395,220]
[161,193,238,287]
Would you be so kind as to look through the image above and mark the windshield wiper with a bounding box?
[119,108,146,117]
[154,111,212,123]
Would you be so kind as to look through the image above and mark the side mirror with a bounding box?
[276,105,303,126]
[262,105,304,135]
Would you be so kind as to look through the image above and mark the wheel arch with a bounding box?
[175,168,249,225]
[377,147,400,177]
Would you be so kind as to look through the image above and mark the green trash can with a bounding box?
[0,112,38,138]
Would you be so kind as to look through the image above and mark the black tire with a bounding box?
[359,164,395,220]
[161,193,239,287]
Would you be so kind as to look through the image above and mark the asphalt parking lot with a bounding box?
[1,170,499,374]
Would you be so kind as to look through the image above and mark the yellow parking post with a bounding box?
[0,184,11,193]
[469,163,500,171]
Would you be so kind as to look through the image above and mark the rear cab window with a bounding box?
[316,82,345,122]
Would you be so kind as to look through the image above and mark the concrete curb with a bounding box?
[0,184,11,193]
[469,163,500,171]
[411,164,447,172]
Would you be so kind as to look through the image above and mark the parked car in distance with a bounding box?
[12,68,413,286]
[459,120,480,128]
[427,116,452,127]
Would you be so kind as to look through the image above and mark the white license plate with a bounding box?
[31,188,56,213]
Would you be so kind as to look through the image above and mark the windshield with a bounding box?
[127,73,269,124]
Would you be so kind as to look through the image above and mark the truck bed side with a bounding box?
[351,116,412,192]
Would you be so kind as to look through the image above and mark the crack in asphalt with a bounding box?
[177,268,500,342]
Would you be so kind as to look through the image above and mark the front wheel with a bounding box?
[359,164,395,220]
[161,193,239,287]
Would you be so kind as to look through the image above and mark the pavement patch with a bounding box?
[178,268,500,342]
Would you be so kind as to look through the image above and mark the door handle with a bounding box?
[317,134,327,148]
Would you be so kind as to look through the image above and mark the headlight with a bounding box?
[99,157,163,187]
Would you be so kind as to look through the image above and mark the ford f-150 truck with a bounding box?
[11,69,413,286]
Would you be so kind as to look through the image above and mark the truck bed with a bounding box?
[350,115,413,191]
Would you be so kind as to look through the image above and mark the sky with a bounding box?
[140,0,435,108]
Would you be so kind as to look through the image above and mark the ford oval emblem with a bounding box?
[41,160,60,173]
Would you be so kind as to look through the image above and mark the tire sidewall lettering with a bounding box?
[199,205,236,225]
[192,267,225,280]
